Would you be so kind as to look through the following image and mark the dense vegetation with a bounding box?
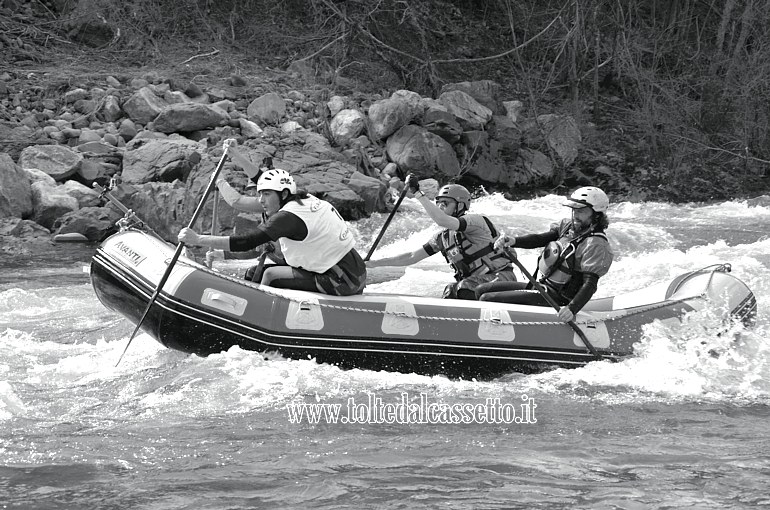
[3,0,770,201]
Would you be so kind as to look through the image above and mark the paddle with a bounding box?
[364,177,410,261]
[502,247,603,361]
[115,141,233,366]
[205,189,220,268]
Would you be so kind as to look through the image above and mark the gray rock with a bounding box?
[0,153,33,218]
[121,138,202,184]
[246,92,286,125]
[367,98,412,141]
[30,181,79,229]
[330,109,365,145]
[437,89,493,131]
[122,86,168,125]
[441,80,503,115]
[385,124,461,180]
[422,109,462,144]
[52,206,121,241]
[153,102,229,134]
[19,144,83,182]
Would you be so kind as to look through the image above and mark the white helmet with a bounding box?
[564,186,609,213]
[257,169,296,194]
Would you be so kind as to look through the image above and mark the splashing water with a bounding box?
[1,193,769,508]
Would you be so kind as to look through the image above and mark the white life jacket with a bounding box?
[279,196,355,273]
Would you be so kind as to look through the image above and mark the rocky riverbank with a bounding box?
[1,66,599,251]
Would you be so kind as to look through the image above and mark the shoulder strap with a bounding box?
[481,215,499,238]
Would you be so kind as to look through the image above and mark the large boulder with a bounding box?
[122,87,168,125]
[98,95,123,123]
[24,168,57,186]
[108,181,188,241]
[30,181,79,230]
[437,89,493,131]
[422,109,462,144]
[367,98,412,141]
[153,102,230,134]
[516,148,556,185]
[0,153,33,218]
[121,138,203,184]
[52,206,121,241]
[385,125,461,180]
[246,92,286,125]
[0,218,52,257]
[0,217,50,239]
[59,180,101,208]
[329,109,366,145]
[345,170,388,216]
[441,80,503,115]
[0,123,55,161]
[538,114,581,167]
[327,96,346,117]
[390,90,424,120]
[19,144,84,182]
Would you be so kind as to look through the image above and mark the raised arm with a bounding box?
[414,194,460,230]
[406,176,460,230]
[216,179,263,213]
[226,144,262,180]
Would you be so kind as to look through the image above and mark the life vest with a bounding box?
[537,225,607,298]
[439,216,512,281]
[279,195,355,273]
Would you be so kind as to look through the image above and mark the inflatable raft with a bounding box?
[90,229,757,378]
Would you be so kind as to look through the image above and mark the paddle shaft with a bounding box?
[504,248,603,360]
[206,189,220,268]
[365,184,409,261]
[253,249,270,282]
[115,149,231,366]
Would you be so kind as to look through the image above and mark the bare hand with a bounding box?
[494,233,514,251]
[206,249,225,267]
[178,227,200,245]
[223,138,237,154]
[557,306,574,323]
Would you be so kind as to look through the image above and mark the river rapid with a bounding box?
[2,193,769,509]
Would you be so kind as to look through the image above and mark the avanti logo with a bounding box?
[113,241,146,266]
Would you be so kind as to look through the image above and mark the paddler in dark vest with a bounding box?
[366,178,516,300]
[476,186,614,323]
[178,169,366,296]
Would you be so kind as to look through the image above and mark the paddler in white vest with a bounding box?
[366,178,516,300]
[209,141,284,281]
[476,186,614,323]
[179,169,366,296]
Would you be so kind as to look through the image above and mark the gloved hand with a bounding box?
[406,174,420,194]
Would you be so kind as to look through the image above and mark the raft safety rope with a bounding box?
[123,229,730,327]
[178,244,730,327]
